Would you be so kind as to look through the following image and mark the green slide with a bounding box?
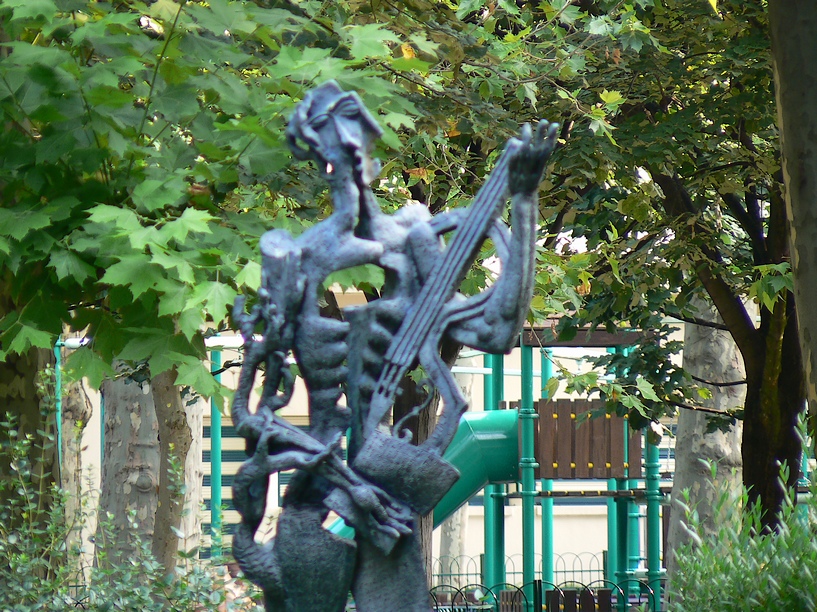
[330,410,519,536]
[432,409,519,527]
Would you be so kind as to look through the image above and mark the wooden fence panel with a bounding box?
[533,399,642,480]
[589,411,610,479]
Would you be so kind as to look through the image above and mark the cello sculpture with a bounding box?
[231,81,558,611]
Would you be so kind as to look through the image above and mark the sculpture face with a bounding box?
[287,82,382,183]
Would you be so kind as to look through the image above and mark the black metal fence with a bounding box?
[429,579,659,611]
[432,553,605,589]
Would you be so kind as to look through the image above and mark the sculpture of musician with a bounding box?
[231,80,558,611]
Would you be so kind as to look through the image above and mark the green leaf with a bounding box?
[177,307,205,340]
[498,0,520,16]
[2,42,71,68]
[185,281,237,323]
[64,347,116,389]
[587,17,612,36]
[48,249,96,284]
[87,205,141,233]
[235,260,261,289]
[100,254,164,298]
[344,24,400,60]
[543,376,560,400]
[456,0,486,20]
[5,0,58,23]
[175,360,221,397]
[149,0,183,23]
[157,208,215,245]
[1,322,54,356]
[324,264,385,292]
[132,177,187,213]
[0,208,51,241]
[152,83,200,122]
[635,376,660,401]
[599,89,624,106]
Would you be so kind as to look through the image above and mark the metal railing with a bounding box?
[431,553,605,589]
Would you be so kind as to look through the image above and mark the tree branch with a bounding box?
[721,192,767,265]
[663,311,730,331]
[668,399,741,417]
[650,170,763,366]
[689,374,747,387]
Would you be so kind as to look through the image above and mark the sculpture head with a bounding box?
[287,80,383,184]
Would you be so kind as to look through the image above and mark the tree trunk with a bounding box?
[61,379,93,579]
[768,0,817,440]
[438,368,476,587]
[392,337,462,587]
[179,393,204,560]
[666,298,743,583]
[98,374,160,564]
[0,349,56,530]
[741,294,803,529]
[151,369,201,572]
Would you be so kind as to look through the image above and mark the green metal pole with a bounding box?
[54,340,63,468]
[798,444,811,522]
[492,354,506,586]
[520,343,537,611]
[100,392,105,465]
[615,474,629,611]
[540,349,554,587]
[645,436,661,610]
[626,439,641,582]
[606,476,618,584]
[483,354,499,587]
[620,349,641,582]
[210,349,223,558]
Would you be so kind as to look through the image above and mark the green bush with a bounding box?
[0,411,259,611]
[669,463,817,612]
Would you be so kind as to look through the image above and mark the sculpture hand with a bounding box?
[301,432,342,469]
[508,121,559,195]
[348,484,413,537]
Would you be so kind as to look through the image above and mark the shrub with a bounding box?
[669,462,817,612]
[0,411,259,611]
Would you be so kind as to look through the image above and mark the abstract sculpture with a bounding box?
[231,81,558,611]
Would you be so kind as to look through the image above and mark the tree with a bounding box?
[0,0,390,565]
[767,0,817,444]
[526,0,805,527]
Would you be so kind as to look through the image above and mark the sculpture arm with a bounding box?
[446,121,557,353]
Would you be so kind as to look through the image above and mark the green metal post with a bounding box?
[100,392,105,465]
[645,437,662,610]
[491,354,506,586]
[798,444,811,522]
[540,349,554,587]
[210,349,223,558]
[626,437,641,581]
[606,477,618,583]
[619,348,641,583]
[520,343,538,611]
[54,340,63,468]
[492,353,504,409]
[615,474,629,611]
[483,354,505,587]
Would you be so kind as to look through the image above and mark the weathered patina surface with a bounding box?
[231,81,557,611]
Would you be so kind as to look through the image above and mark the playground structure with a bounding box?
[426,328,667,611]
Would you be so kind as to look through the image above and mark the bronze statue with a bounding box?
[231,81,558,611]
